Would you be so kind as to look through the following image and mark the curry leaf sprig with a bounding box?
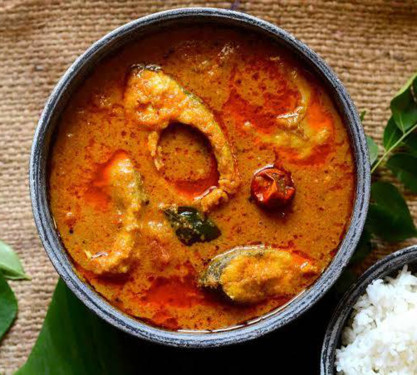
[0,240,29,342]
[367,74,417,176]
[369,73,417,175]
[352,74,417,265]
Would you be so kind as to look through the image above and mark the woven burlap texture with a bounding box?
[1,0,417,373]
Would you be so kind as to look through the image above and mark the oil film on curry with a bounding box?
[48,26,355,331]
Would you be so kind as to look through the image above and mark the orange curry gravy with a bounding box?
[49,27,355,331]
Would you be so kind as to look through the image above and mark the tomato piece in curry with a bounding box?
[49,27,355,331]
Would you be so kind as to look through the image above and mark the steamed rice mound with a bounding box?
[336,266,417,375]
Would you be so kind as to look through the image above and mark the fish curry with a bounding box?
[49,27,355,331]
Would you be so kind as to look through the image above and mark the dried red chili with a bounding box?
[250,165,295,210]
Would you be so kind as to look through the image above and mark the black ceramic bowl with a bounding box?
[321,245,417,374]
[30,7,370,347]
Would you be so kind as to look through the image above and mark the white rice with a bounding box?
[335,266,417,375]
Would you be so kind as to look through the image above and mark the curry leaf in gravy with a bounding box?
[366,136,379,166]
[0,240,29,280]
[163,206,221,246]
[366,181,417,242]
[0,272,17,341]
[387,153,417,193]
[390,74,417,132]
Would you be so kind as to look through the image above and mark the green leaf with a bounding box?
[360,110,366,122]
[0,272,17,341]
[403,132,417,157]
[367,181,417,242]
[19,280,246,374]
[366,135,379,166]
[383,116,403,150]
[391,74,417,132]
[16,280,137,375]
[387,153,417,193]
[350,229,373,264]
[0,240,29,280]
[164,206,221,246]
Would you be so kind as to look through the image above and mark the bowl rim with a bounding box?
[29,7,370,347]
[320,244,417,374]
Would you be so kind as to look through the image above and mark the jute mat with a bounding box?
[0,0,416,373]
